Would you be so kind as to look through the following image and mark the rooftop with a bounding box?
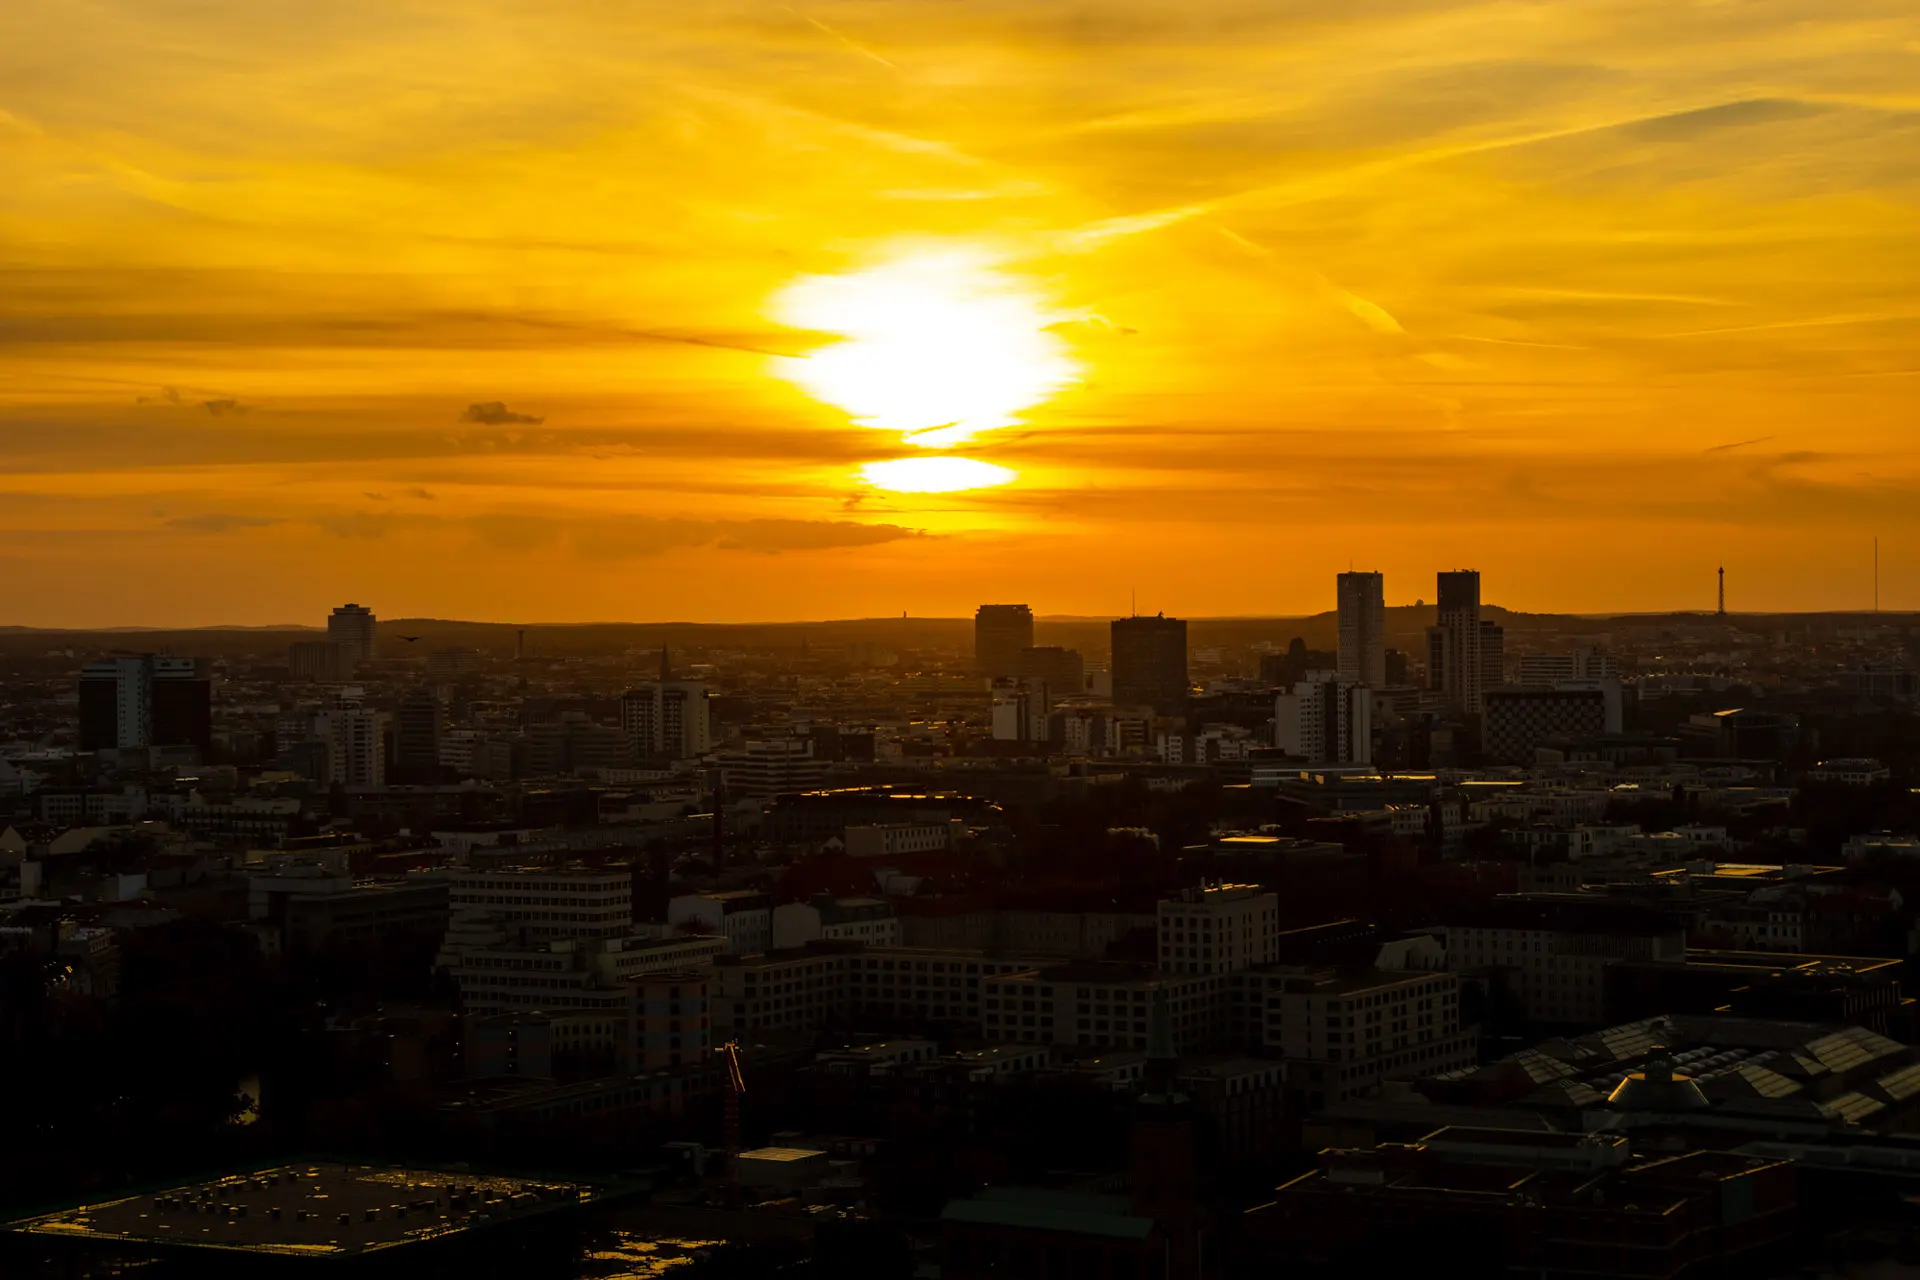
[7,1164,600,1257]
[941,1187,1154,1242]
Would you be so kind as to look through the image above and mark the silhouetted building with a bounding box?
[1112,614,1188,715]
[974,604,1035,678]
[394,685,444,781]
[1016,644,1084,694]
[77,655,212,753]
[1483,685,1617,764]
[1427,570,1489,713]
[327,602,377,667]
[287,639,355,682]
[1336,571,1386,687]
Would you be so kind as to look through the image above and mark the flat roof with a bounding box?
[7,1164,597,1257]
[736,1147,825,1163]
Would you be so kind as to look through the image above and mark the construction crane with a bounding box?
[717,1040,746,1156]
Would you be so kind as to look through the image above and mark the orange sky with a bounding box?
[3,0,1918,625]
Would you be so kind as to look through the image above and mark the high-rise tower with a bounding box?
[327,603,377,668]
[1335,571,1386,687]
[1426,570,1487,713]
[973,604,1035,678]
[1111,614,1189,715]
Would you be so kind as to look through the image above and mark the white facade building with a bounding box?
[326,705,388,788]
[1157,883,1281,976]
[620,681,712,761]
[1274,676,1372,765]
[447,867,634,941]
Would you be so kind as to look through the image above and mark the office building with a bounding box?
[1426,570,1488,713]
[974,604,1035,678]
[78,655,212,753]
[981,963,1233,1054]
[446,867,634,942]
[1517,647,1619,683]
[392,685,444,782]
[1111,614,1189,716]
[718,737,827,796]
[1441,899,1686,1024]
[524,713,627,776]
[287,640,355,683]
[1016,645,1085,694]
[772,895,900,949]
[1483,684,1621,764]
[620,648,711,761]
[1157,883,1280,976]
[1274,675,1372,764]
[1233,966,1475,1107]
[1336,571,1387,687]
[667,889,774,954]
[327,603,377,667]
[247,857,450,955]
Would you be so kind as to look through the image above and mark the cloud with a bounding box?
[403,487,437,500]
[201,398,249,415]
[1705,436,1775,453]
[462,401,544,425]
[164,513,283,533]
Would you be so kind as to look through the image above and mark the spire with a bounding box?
[660,643,671,683]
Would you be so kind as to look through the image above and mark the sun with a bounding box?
[771,244,1080,450]
[859,457,1016,493]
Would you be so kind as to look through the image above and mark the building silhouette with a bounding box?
[1335,571,1386,687]
[393,685,445,782]
[327,603,377,668]
[973,604,1035,678]
[1426,571,1501,713]
[1111,614,1189,715]
[1015,644,1085,694]
[77,655,211,753]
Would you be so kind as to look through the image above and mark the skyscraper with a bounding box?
[327,603,377,667]
[974,604,1035,678]
[621,647,713,761]
[1335,571,1387,687]
[1426,570,1486,713]
[1111,614,1189,716]
[393,685,445,782]
[78,655,212,752]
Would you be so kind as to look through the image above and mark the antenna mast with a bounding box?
[1717,566,1725,617]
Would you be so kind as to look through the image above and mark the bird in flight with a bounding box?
[397,635,423,643]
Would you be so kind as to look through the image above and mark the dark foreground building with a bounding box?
[5,1163,620,1279]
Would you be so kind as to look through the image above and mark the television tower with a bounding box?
[1716,566,1725,617]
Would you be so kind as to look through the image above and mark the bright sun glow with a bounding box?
[772,246,1080,450]
[859,457,1016,493]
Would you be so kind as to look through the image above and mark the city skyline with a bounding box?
[4,1,1919,624]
